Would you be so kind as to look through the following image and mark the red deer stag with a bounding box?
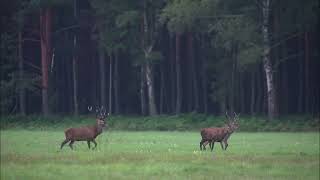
[60,106,108,150]
[200,112,239,151]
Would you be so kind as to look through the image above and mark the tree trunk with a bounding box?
[187,34,193,112]
[304,31,309,113]
[239,72,245,114]
[200,35,208,114]
[229,43,236,113]
[140,65,147,116]
[250,70,255,116]
[169,36,176,113]
[202,68,208,114]
[18,30,26,115]
[114,50,119,114]
[219,95,226,115]
[108,53,113,114]
[187,32,199,112]
[187,59,193,112]
[141,0,157,116]
[298,35,304,113]
[256,65,263,114]
[281,58,289,114]
[40,8,52,116]
[145,62,158,116]
[261,0,278,120]
[160,63,165,114]
[72,0,79,115]
[98,45,106,106]
[72,36,79,115]
[175,33,182,114]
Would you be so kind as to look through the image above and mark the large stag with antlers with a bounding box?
[200,112,239,151]
[60,106,108,150]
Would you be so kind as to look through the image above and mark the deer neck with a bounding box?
[224,125,234,134]
[94,124,103,135]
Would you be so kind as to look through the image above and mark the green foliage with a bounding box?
[210,16,262,67]
[0,30,41,114]
[1,115,318,132]
[27,0,71,9]
[160,0,212,33]
[1,130,319,179]
[91,0,124,54]
[206,1,263,106]
[274,0,318,34]
[116,10,140,27]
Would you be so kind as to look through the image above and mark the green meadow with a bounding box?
[1,130,319,180]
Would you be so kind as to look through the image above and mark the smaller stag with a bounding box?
[60,106,108,150]
[200,112,239,151]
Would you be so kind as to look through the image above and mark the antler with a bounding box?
[233,112,240,121]
[225,111,230,119]
[225,111,232,124]
[88,105,100,118]
[88,105,109,119]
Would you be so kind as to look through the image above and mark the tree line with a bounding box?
[1,0,319,119]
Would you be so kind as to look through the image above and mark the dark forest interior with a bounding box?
[1,0,319,119]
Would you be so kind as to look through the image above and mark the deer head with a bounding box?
[225,111,240,132]
[88,106,109,128]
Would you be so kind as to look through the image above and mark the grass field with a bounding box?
[1,130,319,180]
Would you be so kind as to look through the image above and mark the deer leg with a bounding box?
[200,139,205,150]
[200,140,209,150]
[202,141,209,150]
[223,140,228,150]
[220,142,224,150]
[60,139,70,149]
[87,141,91,149]
[210,142,215,152]
[92,139,97,149]
[69,140,75,150]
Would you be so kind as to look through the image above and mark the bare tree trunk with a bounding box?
[72,36,79,115]
[140,65,147,116]
[145,62,158,115]
[18,30,26,115]
[273,2,281,116]
[187,32,199,112]
[187,34,193,112]
[202,69,208,114]
[187,60,193,112]
[175,33,182,114]
[160,63,165,114]
[281,59,289,114]
[200,35,208,114]
[114,50,119,114]
[262,0,278,120]
[72,0,78,115]
[298,35,304,113]
[239,72,245,113]
[169,36,175,113]
[304,31,309,113]
[219,95,226,115]
[229,43,236,113]
[250,70,255,116]
[40,8,52,116]
[141,0,158,116]
[262,70,268,115]
[98,45,106,107]
[256,65,263,114]
[108,53,113,114]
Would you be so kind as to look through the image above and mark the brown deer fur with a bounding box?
[60,107,108,150]
[200,113,239,151]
